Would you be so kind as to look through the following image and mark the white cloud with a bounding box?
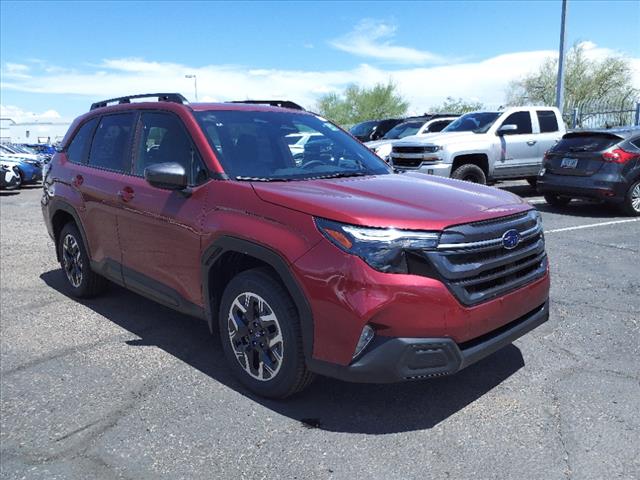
[330,19,445,65]
[0,104,62,123]
[1,42,638,117]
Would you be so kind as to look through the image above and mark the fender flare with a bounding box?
[201,236,314,360]
[48,198,91,262]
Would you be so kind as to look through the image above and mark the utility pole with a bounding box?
[185,74,198,102]
[556,0,568,113]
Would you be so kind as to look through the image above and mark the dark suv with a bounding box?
[538,128,640,215]
[42,93,550,398]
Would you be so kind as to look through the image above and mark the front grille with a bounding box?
[393,146,427,154]
[393,157,423,168]
[424,209,547,306]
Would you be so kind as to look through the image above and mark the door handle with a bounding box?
[72,174,83,187]
[117,186,135,202]
[527,140,537,146]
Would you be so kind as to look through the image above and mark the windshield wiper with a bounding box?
[235,176,291,182]
[307,172,372,180]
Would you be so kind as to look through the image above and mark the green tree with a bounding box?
[430,97,484,113]
[506,42,638,113]
[316,81,409,126]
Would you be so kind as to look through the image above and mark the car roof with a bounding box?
[565,127,640,139]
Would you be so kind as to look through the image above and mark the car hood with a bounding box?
[395,131,481,146]
[252,173,530,231]
[365,139,394,149]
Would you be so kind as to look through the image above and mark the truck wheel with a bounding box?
[58,223,107,298]
[219,268,314,398]
[620,180,640,216]
[451,164,486,184]
[544,194,571,207]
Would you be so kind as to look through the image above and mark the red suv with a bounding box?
[42,93,550,398]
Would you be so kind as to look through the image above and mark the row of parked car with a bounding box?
[350,107,640,216]
[0,143,54,190]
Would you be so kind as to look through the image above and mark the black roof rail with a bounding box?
[90,93,188,111]
[228,100,305,111]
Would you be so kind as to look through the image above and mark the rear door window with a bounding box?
[88,113,136,172]
[501,111,533,134]
[135,112,208,185]
[537,111,559,133]
[66,118,98,164]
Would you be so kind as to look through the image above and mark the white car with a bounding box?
[284,132,323,157]
[390,107,566,184]
[365,117,457,161]
[0,144,42,163]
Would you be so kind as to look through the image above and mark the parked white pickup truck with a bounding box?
[390,107,566,184]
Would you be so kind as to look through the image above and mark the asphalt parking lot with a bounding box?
[1,182,639,480]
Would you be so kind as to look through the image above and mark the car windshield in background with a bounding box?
[443,112,500,133]
[195,111,391,181]
[382,121,423,139]
[349,121,377,138]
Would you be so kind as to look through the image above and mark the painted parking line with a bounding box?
[545,218,639,234]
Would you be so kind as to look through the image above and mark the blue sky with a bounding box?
[1,0,639,121]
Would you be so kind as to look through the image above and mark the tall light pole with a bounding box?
[185,74,198,102]
[555,0,568,113]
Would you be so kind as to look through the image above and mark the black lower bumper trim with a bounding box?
[308,300,549,383]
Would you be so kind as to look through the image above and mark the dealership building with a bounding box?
[0,117,70,144]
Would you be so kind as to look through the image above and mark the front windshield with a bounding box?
[382,121,423,139]
[443,112,500,133]
[195,110,391,181]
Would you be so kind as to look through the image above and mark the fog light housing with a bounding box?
[353,325,375,359]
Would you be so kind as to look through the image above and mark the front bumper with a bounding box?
[393,161,452,177]
[537,170,628,203]
[309,300,549,383]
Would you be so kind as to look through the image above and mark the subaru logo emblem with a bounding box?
[502,229,521,249]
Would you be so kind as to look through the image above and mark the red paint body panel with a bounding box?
[293,239,550,365]
[254,172,531,230]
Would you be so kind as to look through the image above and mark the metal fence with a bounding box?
[564,97,640,130]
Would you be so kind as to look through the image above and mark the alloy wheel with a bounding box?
[227,292,284,381]
[62,234,83,288]
[631,183,640,213]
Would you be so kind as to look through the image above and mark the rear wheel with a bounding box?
[451,164,486,184]
[58,223,107,298]
[544,193,572,207]
[218,268,314,398]
[621,180,640,216]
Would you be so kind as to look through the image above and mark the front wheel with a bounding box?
[218,268,314,398]
[451,164,487,184]
[621,180,640,216]
[58,223,107,298]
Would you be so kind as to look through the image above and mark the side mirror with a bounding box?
[497,124,518,136]
[144,162,188,191]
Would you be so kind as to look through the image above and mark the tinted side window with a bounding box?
[427,120,450,133]
[135,112,208,185]
[88,113,136,172]
[537,110,559,133]
[66,118,98,164]
[501,111,532,134]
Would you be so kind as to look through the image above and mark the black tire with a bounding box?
[218,268,314,398]
[544,193,572,207]
[58,223,107,298]
[451,164,487,184]
[526,177,538,188]
[620,180,640,216]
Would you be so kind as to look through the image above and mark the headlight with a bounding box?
[315,218,440,273]
[424,145,442,153]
